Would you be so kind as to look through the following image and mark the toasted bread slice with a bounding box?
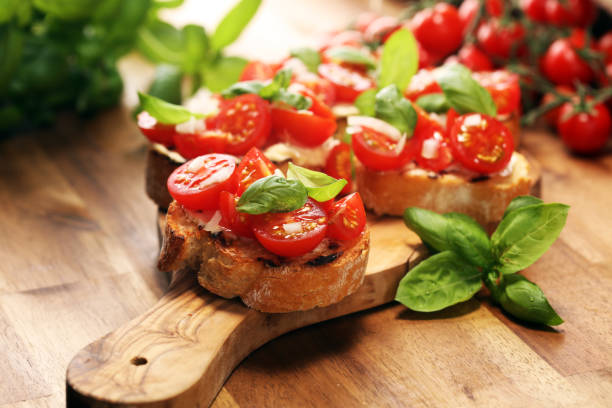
[355,152,540,230]
[158,202,370,313]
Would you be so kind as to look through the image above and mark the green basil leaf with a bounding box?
[502,195,544,219]
[221,80,266,98]
[375,85,417,135]
[137,19,184,65]
[286,163,347,202]
[415,93,450,113]
[403,207,450,253]
[444,212,494,268]
[290,47,321,73]
[324,46,376,69]
[395,251,482,312]
[237,175,308,215]
[379,28,418,91]
[491,203,569,274]
[201,56,247,93]
[259,68,292,99]
[499,274,563,326]
[435,64,497,116]
[275,88,312,110]
[146,64,183,105]
[211,0,262,51]
[138,92,203,124]
[33,0,98,19]
[354,88,376,116]
[181,24,208,74]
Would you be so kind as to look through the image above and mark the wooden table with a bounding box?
[2,1,612,407]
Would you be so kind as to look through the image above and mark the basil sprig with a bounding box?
[396,196,568,326]
[355,85,417,136]
[434,64,497,116]
[222,68,312,110]
[415,93,451,114]
[236,165,346,214]
[290,47,321,73]
[324,46,376,70]
[379,29,418,91]
[138,92,204,124]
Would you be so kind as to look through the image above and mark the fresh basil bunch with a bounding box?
[396,196,568,326]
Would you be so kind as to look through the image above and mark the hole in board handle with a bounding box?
[131,356,148,366]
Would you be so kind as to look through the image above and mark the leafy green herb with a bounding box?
[236,175,308,215]
[415,93,451,113]
[201,56,248,93]
[354,89,376,116]
[211,0,262,51]
[435,64,497,116]
[491,203,569,275]
[290,47,321,73]
[395,251,483,312]
[374,85,417,136]
[379,29,418,92]
[324,46,376,69]
[138,92,203,124]
[286,163,347,202]
[398,196,568,327]
[145,64,183,105]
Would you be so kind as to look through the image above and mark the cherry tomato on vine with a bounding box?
[137,111,176,147]
[541,86,575,128]
[521,0,548,22]
[476,19,526,60]
[326,193,367,241]
[540,33,593,87]
[325,143,353,195]
[557,102,611,154]
[449,113,514,173]
[216,94,272,155]
[167,154,238,211]
[252,198,328,257]
[318,63,375,103]
[597,31,612,63]
[459,0,504,34]
[544,0,596,27]
[410,3,463,56]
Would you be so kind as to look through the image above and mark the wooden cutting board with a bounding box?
[66,215,427,407]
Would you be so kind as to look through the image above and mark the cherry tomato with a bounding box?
[597,31,612,64]
[459,0,504,33]
[417,41,441,69]
[239,61,276,81]
[318,63,375,103]
[413,122,454,172]
[325,143,353,195]
[457,44,494,72]
[219,191,253,238]
[137,111,176,147]
[326,193,366,241]
[236,147,277,195]
[410,3,463,57]
[545,0,596,27]
[541,86,575,128]
[216,94,272,155]
[477,19,526,60]
[252,198,328,257]
[174,130,229,159]
[541,34,593,86]
[293,73,336,106]
[521,0,548,22]
[473,70,521,115]
[445,108,459,132]
[355,12,380,33]
[405,69,442,101]
[557,102,611,154]
[352,126,412,171]
[363,16,401,44]
[449,113,514,173]
[271,86,337,147]
[320,30,363,51]
[167,154,238,211]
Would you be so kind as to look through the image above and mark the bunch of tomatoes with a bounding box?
[354,0,612,154]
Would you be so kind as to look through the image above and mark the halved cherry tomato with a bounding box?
[413,121,454,172]
[174,130,229,159]
[293,74,336,106]
[352,127,412,171]
[477,19,526,60]
[318,63,375,103]
[236,147,277,195]
[167,154,238,211]
[410,3,463,57]
[252,198,327,257]
[325,143,353,195]
[326,193,366,241]
[473,71,521,115]
[137,111,176,147]
[449,113,514,173]
[216,94,272,155]
[457,44,494,72]
[445,108,459,131]
[320,30,364,52]
[271,86,337,147]
[219,191,253,238]
[405,69,442,101]
[239,61,277,81]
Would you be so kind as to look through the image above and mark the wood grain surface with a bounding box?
[1,0,612,407]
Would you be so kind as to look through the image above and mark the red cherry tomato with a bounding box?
[326,193,367,241]
[219,191,253,238]
[352,126,412,171]
[459,0,505,33]
[252,199,328,257]
[449,113,514,173]
[413,122,454,172]
[411,3,463,57]
[318,63,375,103]
[355,12,380,33]
[541,86,575,128]
[216,94,272,155]
[235,147,277,195]
[239,60,276,81]
[174,129,228,159]
[320,30,364,52]
[417,41,441,69]
[137,111,176,147]
[473,70,521,115]
[557,102,611,154]
[405,69,442,101]
[457,44,494,72]
[271,86,337,147]
[293,73,336,106]
[598,31,612,64]
[325,143,353,195]
[445,108,459,132]
[541,34,593,87]
[477,19,526,60]
[167,154,238,211]
[545,0,596,27]
[363,16,401,44]
[520,0,547,22]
